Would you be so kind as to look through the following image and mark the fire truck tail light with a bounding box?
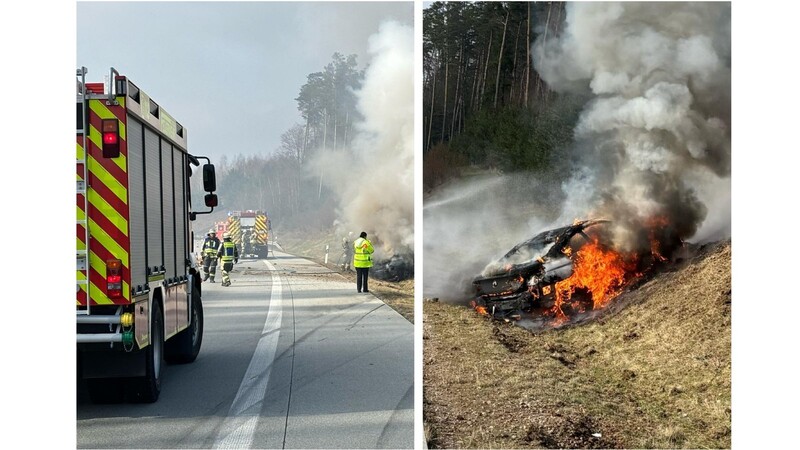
[106,258,123,298]
[101,118,121,158]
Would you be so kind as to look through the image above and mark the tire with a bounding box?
[165,291,204,364]
[127,299,164,403]
[86,378,125,404]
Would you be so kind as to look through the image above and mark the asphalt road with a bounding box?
[76,248,414,449]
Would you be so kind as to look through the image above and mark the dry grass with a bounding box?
[277,228,414,323]
[424,240,731,449]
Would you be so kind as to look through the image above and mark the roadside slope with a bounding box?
[277,228,414,323]
[423,240,731,449]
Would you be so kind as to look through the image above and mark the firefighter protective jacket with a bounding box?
[218,240,239,263]
[202,237,221,256]
[353,237,374,268]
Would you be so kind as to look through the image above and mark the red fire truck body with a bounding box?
[76,67,217,403]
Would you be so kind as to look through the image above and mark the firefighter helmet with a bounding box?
[223,232,230,239]
[208,229,215,236]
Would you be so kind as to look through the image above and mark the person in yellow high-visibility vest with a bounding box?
[216,233,239,287]
[353,231,374,293]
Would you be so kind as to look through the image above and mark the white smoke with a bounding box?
[423,3,731,301]
[311,20,413,260]
[535,2,731,248]
[423,173,559,299]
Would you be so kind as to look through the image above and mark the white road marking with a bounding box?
[213,260,283,449]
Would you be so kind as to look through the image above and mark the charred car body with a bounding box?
[472,219,609,319]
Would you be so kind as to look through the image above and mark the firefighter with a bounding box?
[353,231,374,293]
[201,229,221,283]
[341,233,353,272]
[217,232,239,287]
[250,231,258,255]
[242,229,251,255]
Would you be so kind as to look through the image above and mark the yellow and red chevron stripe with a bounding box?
[77,98,131,306]
[255,215,269,244]
[227,216,241,244]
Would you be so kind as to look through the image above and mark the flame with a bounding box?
[470,300,488,316]
[551,239,634,320]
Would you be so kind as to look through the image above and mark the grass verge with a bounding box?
[276,228,414,323]
[424,240,731,449]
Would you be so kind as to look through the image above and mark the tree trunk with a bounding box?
[322,108,328,149]
[525,2,531,108]
[510,18,522,105]
[303,116,310,165]
[333,113,338,151]
[343,111,349,149]
[470,48,482,113]
[537,2,554,103]
[493,7,509,109]
[480,32,492,111]
[440,55,448,144]
[450,43,463,139]
[426,63,436,151]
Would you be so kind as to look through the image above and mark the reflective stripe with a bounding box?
[87,153,128,205]
[254,215,269,244]
[353,237,374,268]
[77,98,131,307]
[203,239,219,255]
[221,241,236,262]
[87,188,128,237]
[88,217,129,268]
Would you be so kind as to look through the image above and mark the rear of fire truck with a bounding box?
[249,210,270,258]
[76,67,218,403]
[227,210,270,258]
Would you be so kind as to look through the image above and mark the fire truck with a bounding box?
[76,67,218,403]
[226,210,271,258]
[213,220,227,238]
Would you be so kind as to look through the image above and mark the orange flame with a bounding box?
[551,239,633,320]
[470,300,488,316]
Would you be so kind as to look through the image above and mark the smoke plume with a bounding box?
[535,2,731,252]
[310,21,414,261]
[423,3,731,301]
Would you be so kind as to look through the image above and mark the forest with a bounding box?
[423,1,583,189]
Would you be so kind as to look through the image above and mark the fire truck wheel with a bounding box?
[128,299,164,403]
[86,378,125,404]
[165,293,204,364]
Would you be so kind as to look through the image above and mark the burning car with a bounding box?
[472,219,610,320]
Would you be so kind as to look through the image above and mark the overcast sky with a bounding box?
[77,1,413,163]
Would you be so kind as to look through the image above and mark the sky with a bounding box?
[77,1,413,163]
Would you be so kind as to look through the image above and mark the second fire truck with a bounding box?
[226,210,271,258]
